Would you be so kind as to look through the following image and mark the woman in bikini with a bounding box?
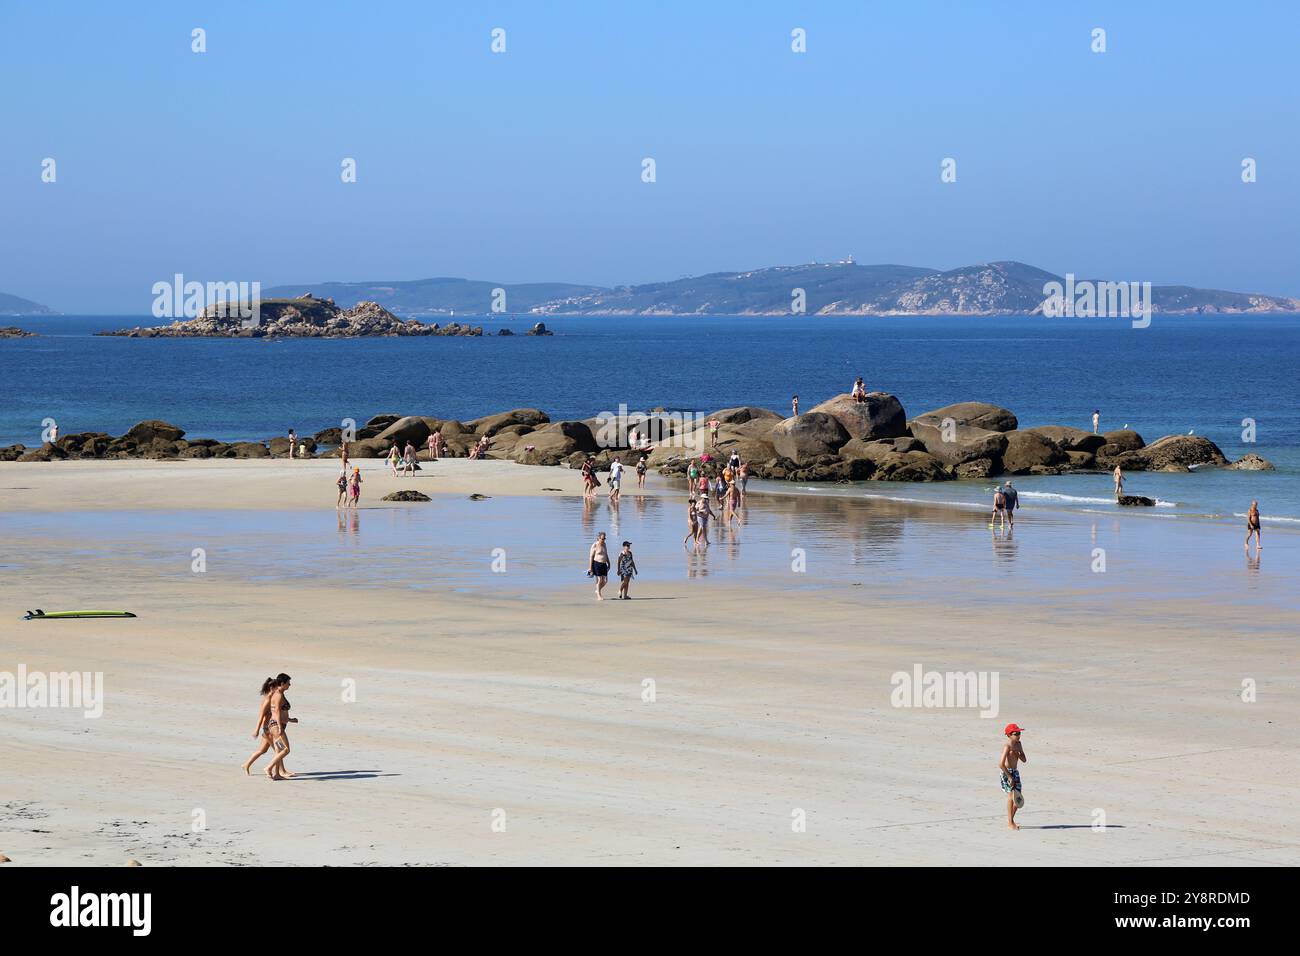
[387,444,401,476]
[335,470,348,509]
[636,454,648,489]
[683,497,699,550]
[241,676,284,775]
[264,673,297,780]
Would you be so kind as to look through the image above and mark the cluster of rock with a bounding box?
[98,295,485,338]
[0,326,35,338]
[496,323,553,336]
[0,420,318,462]
[655,394,1268,482]
[1,392,1274,482]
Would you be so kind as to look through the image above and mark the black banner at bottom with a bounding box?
[0,866,1280,942]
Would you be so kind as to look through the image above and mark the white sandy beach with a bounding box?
[2,459,1298,866]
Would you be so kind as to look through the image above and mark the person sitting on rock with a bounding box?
[851,378,867,403]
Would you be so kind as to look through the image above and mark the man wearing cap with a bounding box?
[999,724,1028,830]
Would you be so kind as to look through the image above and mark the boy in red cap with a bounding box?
[999,724,1028,830]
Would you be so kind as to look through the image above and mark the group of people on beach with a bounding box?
[242,674,297,780]
[335,465,362,508]
[683,450,747,549]
[580,453,649,502]
[387,441,421,477]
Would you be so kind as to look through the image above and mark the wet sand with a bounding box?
[1,459,1298,865]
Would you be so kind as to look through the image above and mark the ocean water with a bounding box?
[3,312,1298,521]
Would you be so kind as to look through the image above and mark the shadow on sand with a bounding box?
[287,770,399,782]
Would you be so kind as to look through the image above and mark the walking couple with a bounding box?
[242,673,298,780]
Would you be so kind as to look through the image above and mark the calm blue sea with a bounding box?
[4,313,1298,522]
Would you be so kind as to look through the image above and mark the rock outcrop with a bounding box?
[771,413,851,460]
[0,394,1268,490]
[99,297,484,338]
[810,393,907,441]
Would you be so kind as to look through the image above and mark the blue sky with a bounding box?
[2,0,1297,312]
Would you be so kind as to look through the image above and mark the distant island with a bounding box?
[0,291,56,316]
[98,295,554,338]
[262,260,1300,317]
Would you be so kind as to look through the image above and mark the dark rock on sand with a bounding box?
[228,442,271,459]
[126,420,186,444]
[382,490,432,502]
[1118,495,1156,507]
[771,412,851,461]
[810,393,907,441]
[17,442,68,462]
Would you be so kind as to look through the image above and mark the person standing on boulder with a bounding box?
[1002,481,1019,528]
[1092,410,1100,434]
[708,419,720,449]
[791,395,799,417]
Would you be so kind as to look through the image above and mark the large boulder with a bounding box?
[468,408,550,436]
[17,442,68,462]
[913,402,1018,433]
[125,420,186,444]
[510,430,582,466]
[810,393,907,441]
[534,420,598,452]
[1133,435,1228,470]
[907,418,1008,467]
[870,450,952,482]
[327,437,388,458]
[1001,430,1069,474]
[771,413,851,462]
[1102,429,1145,452]
[1228,454,1274,471]
[376,416,434,447]
[1025,425,1106,453]
[839,437,923,464]
[228,442,270,459]
[703,406,783,427]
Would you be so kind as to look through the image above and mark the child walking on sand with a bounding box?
[616,541,638,599]
[999,724,1028,830]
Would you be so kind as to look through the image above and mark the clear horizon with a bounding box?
[3,0,1298,312]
